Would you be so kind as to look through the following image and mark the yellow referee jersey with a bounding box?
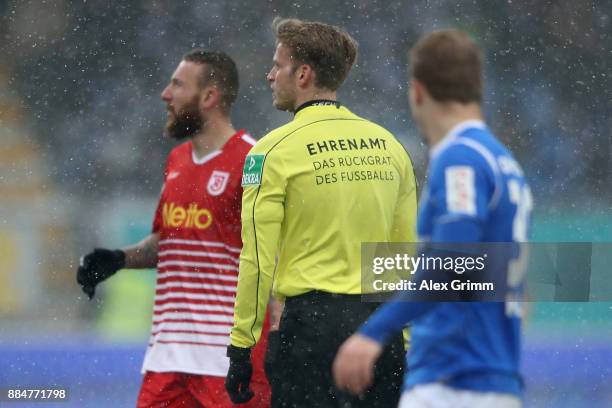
[231,102,417,347]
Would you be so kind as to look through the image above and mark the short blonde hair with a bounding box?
[272,17,358,91]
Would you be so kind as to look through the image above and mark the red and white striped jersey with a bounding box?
[143,130,257,376]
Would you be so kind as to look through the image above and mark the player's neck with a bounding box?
[293,89,337,112]
[426,103,483,147]
[191,115,236,159]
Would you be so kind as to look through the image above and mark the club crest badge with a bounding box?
[207,170,230,196]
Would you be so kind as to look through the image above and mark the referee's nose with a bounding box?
[267,68,275,84]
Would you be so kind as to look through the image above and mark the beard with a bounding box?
[164,99,203,141]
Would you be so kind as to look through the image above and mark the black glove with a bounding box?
[225,345,254,404]
[76,248,125,300]
[264,330,281,391]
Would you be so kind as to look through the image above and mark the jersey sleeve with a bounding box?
[231,148,287,348]
[152,155,172,233]
[359,300,437,344]
[429,145,493,242]
[391,147,418,242]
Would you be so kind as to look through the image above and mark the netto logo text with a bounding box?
[162,202,213,229]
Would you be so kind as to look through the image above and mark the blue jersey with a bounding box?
[360,120,532,396]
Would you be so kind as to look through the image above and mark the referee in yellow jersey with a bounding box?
[225,18,418,408]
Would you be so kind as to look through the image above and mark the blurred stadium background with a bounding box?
[0,0,610,406]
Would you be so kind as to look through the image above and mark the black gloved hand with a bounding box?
[76,248,125,300]
[264,330,281,390]
[225,345,254,404]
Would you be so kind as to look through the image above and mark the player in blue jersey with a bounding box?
[332,30,532,408]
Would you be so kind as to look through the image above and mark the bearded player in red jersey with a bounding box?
[77,50,271,408]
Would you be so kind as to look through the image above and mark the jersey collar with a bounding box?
[293,99,341,117]
[429,119,486,160]
[191,129,246,165]
[192,148,222,165]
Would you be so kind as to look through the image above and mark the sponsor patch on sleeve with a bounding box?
[445,165,476,215]
[241,154,265,186]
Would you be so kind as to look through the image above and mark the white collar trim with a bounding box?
[429,119,486,159]
[192,148,222,165]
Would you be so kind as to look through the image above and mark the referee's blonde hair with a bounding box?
[272,17,358,91]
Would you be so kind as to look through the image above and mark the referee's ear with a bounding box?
[296,64,314,89]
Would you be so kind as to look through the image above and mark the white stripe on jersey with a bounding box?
[157,271,238,282]
[157,260,239,271]
[153,302,235,314]
[152,322,231,334]
[158,249,240,263]
[151,331,230,346]
[241,134,257,146]
[153,312,233,324]
[156,282,237,292]
[154,292,235,302]
[159,239,241,253]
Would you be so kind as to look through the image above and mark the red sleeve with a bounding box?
[152,154,172,233]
